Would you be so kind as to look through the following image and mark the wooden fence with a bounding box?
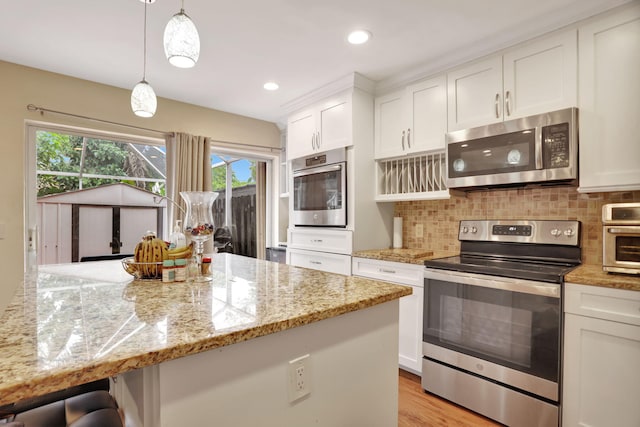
[212,184,256,258]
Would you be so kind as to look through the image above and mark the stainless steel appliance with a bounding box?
[423,220,581,427]
[447,108,578,189]
[603,202,640,274]
[292,148,346,227]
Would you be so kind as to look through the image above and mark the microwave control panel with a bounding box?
[542,122,570,169]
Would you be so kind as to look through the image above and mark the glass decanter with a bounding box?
[180,191,218,282]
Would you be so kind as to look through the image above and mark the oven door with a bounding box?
[292,162,346,227]
[423,268,561,401]
[603,226,640,274]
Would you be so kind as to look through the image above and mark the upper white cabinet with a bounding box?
[447,30,577,131]
[577,3,640,192]
[287,92,352,160]
[563,282,640,427]
[375,75,447,159]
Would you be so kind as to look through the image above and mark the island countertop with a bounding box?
[0,254,411,406]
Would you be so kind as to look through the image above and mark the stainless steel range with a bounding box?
[422,220,581,427]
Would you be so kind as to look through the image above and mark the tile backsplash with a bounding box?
[395,187,640,266]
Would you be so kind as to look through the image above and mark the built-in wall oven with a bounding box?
[603,202,640,275]
[423,220,581,427]
[291,148,346,227]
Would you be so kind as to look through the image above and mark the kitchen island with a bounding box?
[0,254,411,426]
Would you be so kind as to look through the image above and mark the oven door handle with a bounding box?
[423,268,560,298]
[293,163,343,178]
[606,226,640,235]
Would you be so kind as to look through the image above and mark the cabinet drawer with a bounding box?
[565,282,640,326]
[287,248,351,275]
[288,228,353,254]
[352,258,424,287]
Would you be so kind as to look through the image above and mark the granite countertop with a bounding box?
[352,248,455,265]
[0,254,411,406]
[565,264,640,292]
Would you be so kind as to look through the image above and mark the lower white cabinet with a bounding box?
[563,282,640,427]
[287,228,353,255]
[287,248,351,275]
[352,257,424,374]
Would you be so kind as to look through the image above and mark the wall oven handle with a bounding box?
[607,226,640,234]
[535,127,543,169]
[293,163,343,178]
[424,268,560,298]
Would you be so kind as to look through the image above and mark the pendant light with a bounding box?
[163,0,200,68]
[131,0,157,118]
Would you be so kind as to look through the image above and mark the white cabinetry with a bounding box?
[287,92,352,160]
[287,228,353,275]
[447,30,576,131]
[375,75,448,159]
[563,282,640,427]
[577,4,640,192]
[352,257,424,374]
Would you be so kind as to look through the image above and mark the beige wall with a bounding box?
[0,60,281,313]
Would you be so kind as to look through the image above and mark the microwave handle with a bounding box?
[535,128,543,169]
[293,163,342,178]
[606,226,640,234]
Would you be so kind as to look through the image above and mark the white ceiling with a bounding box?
[1,0,631,125]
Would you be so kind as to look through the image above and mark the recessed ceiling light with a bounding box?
[263,82,279,91]
[348,30,371,45]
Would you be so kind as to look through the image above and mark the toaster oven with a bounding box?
[602,203,640,275]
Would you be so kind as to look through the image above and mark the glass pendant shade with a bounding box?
[164,10,200,68]
[131,80,157,118]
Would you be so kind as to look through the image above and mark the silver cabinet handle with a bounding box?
[379,268,397,274]
[607,226,640,234]
[310,239,324,243]
[311,133,315,150]
[310,260,322,265]
[494,93,501,118]
[401,130,406,150]
[505,90,512,116]
[316,131,320,150]
[407,128,411,149]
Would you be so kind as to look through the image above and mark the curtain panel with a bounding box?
[165,132,212,231]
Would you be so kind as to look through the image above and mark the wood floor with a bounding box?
[398,369,501,427]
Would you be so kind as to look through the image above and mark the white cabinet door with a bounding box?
[287,109,316,161]
[287,93,352,160]
[317,96,351,153]
[374,90,405,159]
[352,257,424,374]
[563,282,640,427]
[405,75,448,154]
[578,4,640,192]
[563,314,640,427]
[447,29,576,131]
[447,56,503,131]
[398,285,423,374]
[503,30,577,120]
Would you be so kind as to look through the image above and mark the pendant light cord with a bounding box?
[143,1,148,81]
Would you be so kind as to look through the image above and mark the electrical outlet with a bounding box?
[287,354,311,403]
[415,224,424,238]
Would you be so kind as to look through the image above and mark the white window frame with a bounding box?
[24,120,165,271]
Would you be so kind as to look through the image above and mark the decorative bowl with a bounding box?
[122,257,163,280]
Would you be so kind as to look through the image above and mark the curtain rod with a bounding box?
[26,104,283,153]
[26,104,170,136]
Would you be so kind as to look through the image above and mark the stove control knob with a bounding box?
[471,226,478,234]
[550,228,561,237]
[461,226,469,234]
[564,228,575,237]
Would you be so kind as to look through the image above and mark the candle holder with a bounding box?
[180,191,218,282]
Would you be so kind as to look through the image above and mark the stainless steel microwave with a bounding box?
[291,148,347,227]
[446,108,578,189]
